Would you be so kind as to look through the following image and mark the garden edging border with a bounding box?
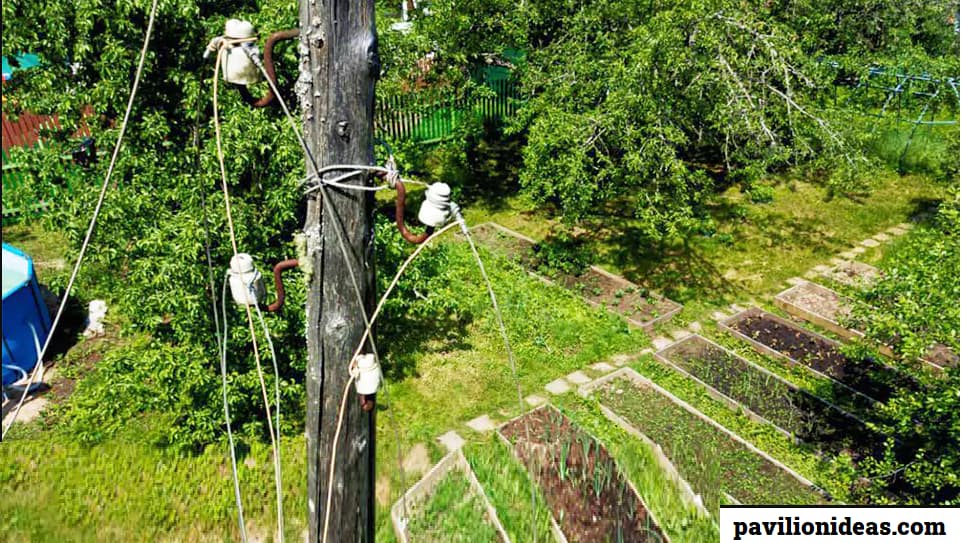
[390,448,511,543]
[718,307,882,408]
[496,403,672,542]
[470,222,682,329]
[652,334,871,446]
[578,367,834,503]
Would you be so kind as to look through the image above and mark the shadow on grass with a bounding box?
[378,311,475,383]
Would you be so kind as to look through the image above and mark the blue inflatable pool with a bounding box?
[2,243,52,388]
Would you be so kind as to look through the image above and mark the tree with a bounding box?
[401,0,958,237]
[2,0,309,449]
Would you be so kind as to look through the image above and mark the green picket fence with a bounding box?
[376,78,522,144]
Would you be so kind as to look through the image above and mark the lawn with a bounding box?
[0,163,952,541]
[463,172,946,323]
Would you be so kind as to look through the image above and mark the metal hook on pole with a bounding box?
[239,29,301,108]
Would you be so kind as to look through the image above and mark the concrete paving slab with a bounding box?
[652,336,673,350]
[872,232,891,242]
[466,414,497,432]
[437,430,465,452]
[860,238,881,247]
[851,245,867,254]
[544,378,571,395]
[566,370,592,385]
[590,362,616,373]
[525,394,547,407]
[687,321,702,333]
[610,353,633,366]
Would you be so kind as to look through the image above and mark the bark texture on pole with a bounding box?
[299,1,377,541]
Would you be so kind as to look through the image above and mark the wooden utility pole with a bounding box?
[299,1,377,541]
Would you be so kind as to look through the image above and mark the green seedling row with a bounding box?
[598,376,828,517]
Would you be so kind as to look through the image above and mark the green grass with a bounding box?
[463,173,945,325]
[406,469,500,542]
[1,162,950,538]
[555,397,719,542]
[624,353,855,501]
[0,422,308,542]
[595,375,827,516]
[464,436,557,542]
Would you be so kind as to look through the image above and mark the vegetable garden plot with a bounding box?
[775,281,860,341]
[470,223,682,329]
[775,281,956,371]
[587,370,828,516]
[721,308,919,404]
[655,335,881,459]
[392,449,510,543]
[498,405,668,542]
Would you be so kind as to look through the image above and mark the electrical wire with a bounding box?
[193,83,222,348]
[252,297,284,513]
[457,214,538,543]
[2,0,160,440]
[250,60,416,542]
[302,170,392,195]
[212,46,285,543]
[320,220,461,542]
[221,275,249,543]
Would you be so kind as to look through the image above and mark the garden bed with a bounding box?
[582,369,829,515]
[775,281,956,372]
[391,449,510,543]
[498,405,668,542]
[720,308,919,404]
[469,223,682,329]
[775,281,860,341]
[654,335,880,459]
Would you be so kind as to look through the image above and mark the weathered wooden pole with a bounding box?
[299,1,377,541]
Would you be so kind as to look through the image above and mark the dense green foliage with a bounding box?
[847,194,960,505]
[2,0,315,450]
[2,0,957,520]
[395,0,958,236]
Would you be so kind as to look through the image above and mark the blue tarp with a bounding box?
[2,53,41,81]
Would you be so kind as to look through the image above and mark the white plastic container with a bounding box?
[228,253,265,306]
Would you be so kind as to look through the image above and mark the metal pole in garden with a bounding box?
[299,1,378,541]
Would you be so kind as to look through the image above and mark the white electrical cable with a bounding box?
[252,297,284,504]
[250,60,415,540]
[212,46,285,543]
[302,170,392,194]
[221,275,249,543]
[321,220,462,542]
[295,164,392,187]
[456,211,538,543]
[2,0,160,440]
